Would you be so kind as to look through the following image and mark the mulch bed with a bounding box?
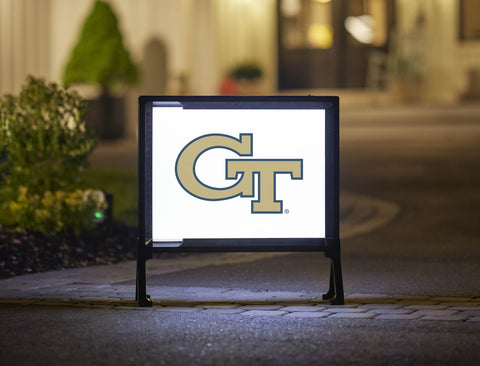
[0,222,138,278]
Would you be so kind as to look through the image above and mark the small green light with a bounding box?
[94,211,104,219]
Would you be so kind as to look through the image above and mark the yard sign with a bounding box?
[137,96,343,306]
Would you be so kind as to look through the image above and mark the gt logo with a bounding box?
[175,133,303,213]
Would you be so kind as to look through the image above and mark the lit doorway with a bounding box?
[278,0,394,89]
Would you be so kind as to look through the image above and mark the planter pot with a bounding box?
[235,79,262,95]
[85,95,125,139]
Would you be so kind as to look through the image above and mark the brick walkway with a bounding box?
[1,256,479,322]
[1,293,479,322]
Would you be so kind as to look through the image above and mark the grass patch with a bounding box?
[82,168,137,226]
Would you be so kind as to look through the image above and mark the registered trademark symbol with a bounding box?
[284,209,290,214]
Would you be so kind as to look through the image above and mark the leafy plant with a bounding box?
[62,0,138,94]
[230,62,263,81]
[0,76,99,232]
[10,187,107,235]
[0,76,96,195]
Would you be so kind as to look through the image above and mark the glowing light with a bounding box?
[94,211,104,219]
[281,0,301,17]
[344,15,375,44]
[308,23,333,49]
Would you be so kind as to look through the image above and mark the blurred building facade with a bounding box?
[1,0,479,137]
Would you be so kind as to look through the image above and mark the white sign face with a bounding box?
[151,107,325,242]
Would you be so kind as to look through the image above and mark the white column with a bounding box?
[38,0,51,81]
[0,0,52,95]
[0,0,15,94]
[50,0,90,83]
[423,0,458,103]
[394,0,459,103]
[189,0,218,94]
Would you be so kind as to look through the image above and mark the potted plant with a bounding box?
[63,0,138,139]
[220,62,263,95]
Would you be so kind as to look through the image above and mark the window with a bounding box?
[460,0,480,41]
[280,0,334,49]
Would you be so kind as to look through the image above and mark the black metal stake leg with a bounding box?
[330,255,344,305]
[322,262,335,301]
[136,257,153,307]
[323,238,345,305]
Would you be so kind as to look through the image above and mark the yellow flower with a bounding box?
[9,201,19,212]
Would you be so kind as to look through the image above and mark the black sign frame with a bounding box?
[137,96,343,306]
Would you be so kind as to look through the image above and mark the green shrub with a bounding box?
[0,76,96,195]
[0,76,99,233]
